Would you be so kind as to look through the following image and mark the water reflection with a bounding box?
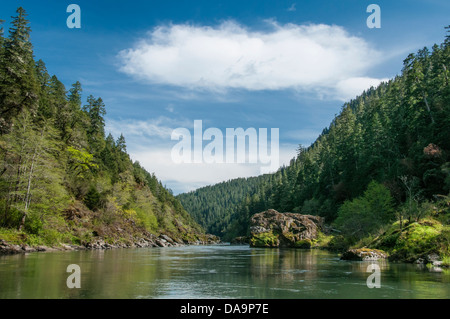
[0,246,448,299]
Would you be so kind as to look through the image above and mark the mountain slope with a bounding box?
[179,27,450,242]
[0,7,212,250]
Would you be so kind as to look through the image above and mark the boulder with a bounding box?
[0,242,23,255]
[159,234,175,245]
[230,236,250,245]
[249,209,324,248]
[341,248,388,261]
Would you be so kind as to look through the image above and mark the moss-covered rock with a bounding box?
[250,231,279,247]
[294,239,312,248]
[367,218,450,264]
[249,209,324,248]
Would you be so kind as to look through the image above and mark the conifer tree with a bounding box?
[0,7,39,133]
[83,95,106,156]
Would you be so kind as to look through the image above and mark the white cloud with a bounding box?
[130,144,296,194]
[334,76,389,101]
[106,116,190,140]
[118,20,385,101]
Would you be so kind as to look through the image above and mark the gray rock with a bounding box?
[249,209,324,248]
[341,249,388,261]
[160,234,175,245]
[415,258,426,264]
[427,253,440,262]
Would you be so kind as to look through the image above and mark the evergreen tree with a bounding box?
[179,26,450,239]
[0,18,4,62]
[0,7,39,133]
[0,7,207,246]
[83,95,106,156]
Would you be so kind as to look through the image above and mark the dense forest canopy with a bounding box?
[0,7,206,246]
[178,26,450,242]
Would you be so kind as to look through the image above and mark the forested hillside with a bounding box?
[180,27,450,243]
[0,7,210,249]
[177,174,274,236]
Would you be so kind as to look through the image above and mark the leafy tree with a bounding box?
[334,181,394,239]
[0,7,206,246]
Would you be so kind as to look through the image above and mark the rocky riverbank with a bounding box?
[0,233,220,256]
[244,209,449,268]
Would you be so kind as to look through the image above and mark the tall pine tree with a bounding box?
[0,7,39,134]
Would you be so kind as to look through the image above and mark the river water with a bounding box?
[0,245,448,299]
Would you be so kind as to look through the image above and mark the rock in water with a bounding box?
[340,248,388,261]
[249,209,323,248]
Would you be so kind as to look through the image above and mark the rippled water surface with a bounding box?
[0,245,448,298]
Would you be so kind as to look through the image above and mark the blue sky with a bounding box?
[1,0,449,194]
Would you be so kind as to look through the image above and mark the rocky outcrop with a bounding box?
[249,209,324,248]
[340,248,388,261]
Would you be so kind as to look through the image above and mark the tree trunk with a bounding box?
[18,137,38,231]
[422,93,435,124]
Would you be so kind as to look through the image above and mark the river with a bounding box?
[0,245,448,299]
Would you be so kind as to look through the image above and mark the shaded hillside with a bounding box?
[177,174,274,237]
[180,27,450,243]
[0,7,211,249]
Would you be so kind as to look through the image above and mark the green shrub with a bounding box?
[24,211,43,235]
[41,228,63,246]
[334,181,394,239]
[295,239,312,248]
[84,186,101,211]
[136,208,158,231]
[0,205,22,229]
[327,235,355,252]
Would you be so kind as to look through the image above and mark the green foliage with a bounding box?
[295,239,312,248]
[327,235,355,252]
[179,28,450,241]
[134,208,159,232]
[250,231,279,247]
[67,146,98,178]
[382,219,449,262]
[0,7,206,248]
[0,7,39,133]
[23,211,43,235]
[84,186,101,211]
[334,181,394,239]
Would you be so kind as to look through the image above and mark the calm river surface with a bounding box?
[0,245,448,299]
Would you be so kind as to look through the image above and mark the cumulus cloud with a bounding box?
[118,20,385,100]
[106,116,191,140]
[334,76,390,101]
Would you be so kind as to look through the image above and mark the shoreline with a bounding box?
[0,233,222,256]
[1,239,448,272]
